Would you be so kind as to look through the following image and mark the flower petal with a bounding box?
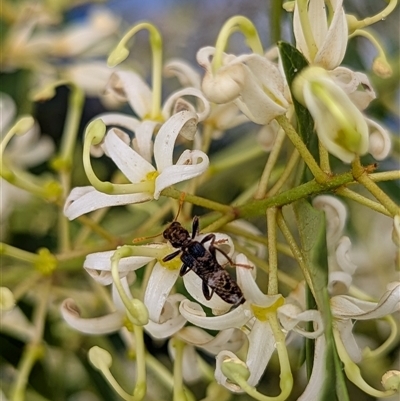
[246,320,275,386]
[215,351,245,393]
[133,120,158,162]
[61,298,124,335]
[162,87,211,122]
[106,71,152,118]
[331,283,400,320]
[335,236,357,274]
[154,149,209,199]
[153,110,199,171]
[297,335,327,400]
[177,326,245,354]
[64,186,152,220]
[144,262,180,322]
[312,195,347,246]
[84,250,154,285]
[168,343,202,383]
[179,299,251,330]
[0,92,16,133]
[145,294,187,338]
[103,128,155,183]
[163,59,201,89]
[366,118,391,161]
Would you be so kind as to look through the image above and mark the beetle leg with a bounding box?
[202,281,214,300]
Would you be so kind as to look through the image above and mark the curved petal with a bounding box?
[163,58,201,89]
[61,298,124,335]
[106,71,152,118]
[335,236,357,274]
[154,150,209,199]
[64,186,152,220]
[145,294,187,339]
[94,113,141,133]
[297,335,327,400]
[133,120,158,162]
[83,250,154,285]
[246,320,275,386]
[278,304,324,339]
[103,129,155,183]
[334,320,362,362]
[366,118,391,161]
[312,195,347,246]
[236,255,269,305]
[215,350,245,393]
[331,283,400,320]
[144,262,180,322]
[153,110,199,171]
[177,326,245,354]
[179,299,251,330]
[162,87,211,122]
[328,271,352,296]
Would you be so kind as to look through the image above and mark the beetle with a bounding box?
[162,216,244,305]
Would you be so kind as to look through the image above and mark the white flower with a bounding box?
[293,66,369,163]
[331,282,400,363]
[164,58,250,139]
[293,0,348,69]
[64,111,209,220]
[197,47,289,125]
[179,254,323,390]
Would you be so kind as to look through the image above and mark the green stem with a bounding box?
[132,325,147,400]
[267,208,278,295]
[296,0,318,60]
[352,158,400,216]
[275,115,327,183]
[267,149,300,197]
[270,0,283,44]
[255,129,286,199]
[213,16,264,72]
[237,171,353,219]
[336,187,391,217]
[0,243,38,263]
[172,339,187,401]
[276,211,316,298]
[10,280,51,401]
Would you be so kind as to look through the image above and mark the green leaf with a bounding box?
[294,199,349,401]
[278,41,314,146]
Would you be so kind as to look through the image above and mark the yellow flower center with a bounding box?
[251,295,285,321]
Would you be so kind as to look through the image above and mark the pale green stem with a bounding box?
[270,0,283,43]
[336,187,391,217]
[276,211,316,298]
[132,325,147,400]
[267,149,300,197]
[213,16,264,72]
[296,0,318,60]
[12,272,42,301]
[349,29,388,60]
[352,157,400,217]
[109,22,163,119]
[333,328,395,398]
[348,0,398,31]
[275,115,327,183]
[0,243,38,264]
[370,170,400,182]
[255,129,286,199]
[318,141,331,173]
[10,280,51,401]
[363,316,398,360]
[267,208,279,295]
[172,339,187,401]
[145,353,196,401]
[73,208,110,247]
[56,84,84,253]
[76,214,118,245]
[161,187,234,215]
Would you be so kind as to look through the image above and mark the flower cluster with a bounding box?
[1,1,399,400]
